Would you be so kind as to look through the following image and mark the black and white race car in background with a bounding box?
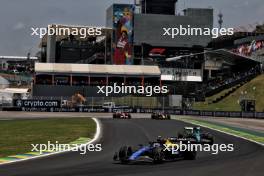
[151,112,171,120]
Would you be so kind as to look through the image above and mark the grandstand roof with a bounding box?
[209,32,264,49]
[0,56,38,60]
[0,88,29,94]
[234,35,264,45]
[35,63,161,76]
[206,49,261,64]
[0,76,9,85]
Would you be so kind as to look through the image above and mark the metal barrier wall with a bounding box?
[3,105,264,119]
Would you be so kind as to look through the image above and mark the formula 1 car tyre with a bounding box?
[152,147,164,164]
[184,150,197,160]
[119,146,132,164]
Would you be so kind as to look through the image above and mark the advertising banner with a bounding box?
[14,99,61,108]
[113,4,134,65]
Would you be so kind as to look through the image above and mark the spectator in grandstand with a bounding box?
[233,40,264,56]
[204,65,260,93]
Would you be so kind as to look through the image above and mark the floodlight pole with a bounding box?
[162,96,165,113]
[141,43,144,65]
[144,0,147,13]
[105,33,107,64]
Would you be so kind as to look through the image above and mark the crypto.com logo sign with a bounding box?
[15,100,60,108]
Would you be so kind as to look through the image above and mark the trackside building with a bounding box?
[33,63,161,97]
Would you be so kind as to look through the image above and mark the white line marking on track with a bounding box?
[177,118,264,147]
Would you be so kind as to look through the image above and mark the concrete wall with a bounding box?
[106,5,113,28]
[46,34,56,63]
[141,0,177,15]
[134,8,213,47]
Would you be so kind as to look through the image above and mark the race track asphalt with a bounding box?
[0,117,263,176]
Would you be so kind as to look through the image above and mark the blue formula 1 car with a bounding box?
[113,138,196,164]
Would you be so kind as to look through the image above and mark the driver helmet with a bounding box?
[157,136,163,143]
[194,127,200,132]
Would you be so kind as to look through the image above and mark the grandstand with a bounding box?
[33,2,264,110]
[33,63,161,97]
[40,24,113,64]
[209,32,264,62]
[193,74,264,112]
[0,56,38,71]
[196,32,264,102]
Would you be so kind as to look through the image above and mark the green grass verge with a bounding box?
[193,74,264,112]
[0,118,96,158]
[174,117,264,144]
